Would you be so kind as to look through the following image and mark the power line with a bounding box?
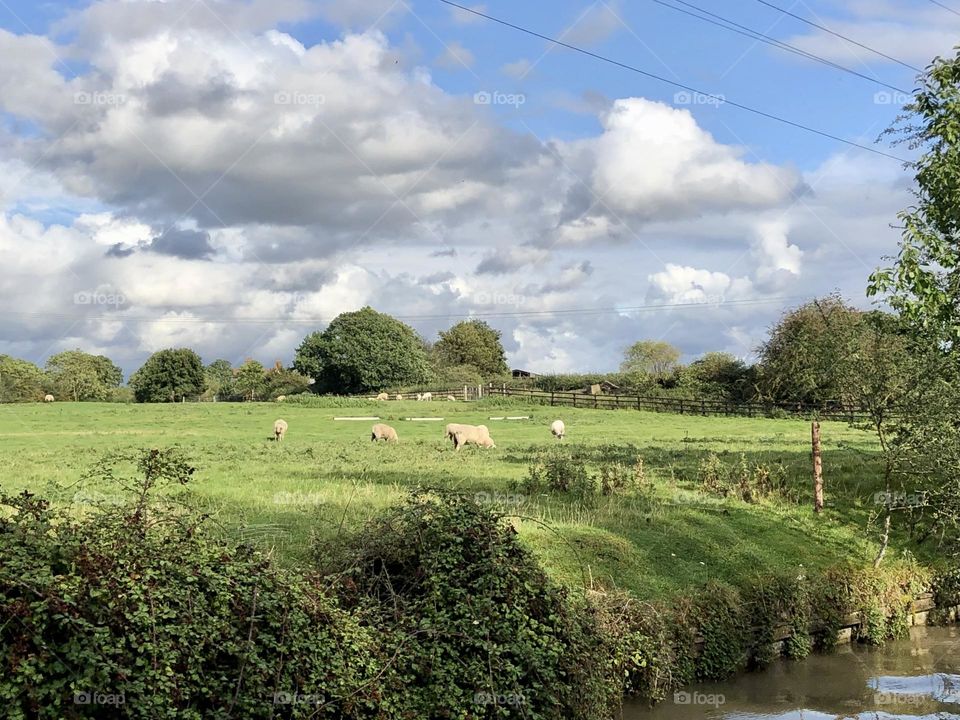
[654,0,911,94]
[927,0,960,17]
[751,0,923,73]
[1,297,802,326]
[436,0,910,162]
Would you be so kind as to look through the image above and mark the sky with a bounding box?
[0,0,953,376]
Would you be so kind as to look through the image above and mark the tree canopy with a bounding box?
[45,350,123,402]
[293,307,429,394]
[129,348,206,403]
[0,355,45,402]
[619,340,680,378]
[433,320,509,378]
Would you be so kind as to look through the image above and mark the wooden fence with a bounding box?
[484,385,872,421]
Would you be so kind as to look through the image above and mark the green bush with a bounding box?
[318,491,620,719]
[697,452,786,503]
[0,450,382,719]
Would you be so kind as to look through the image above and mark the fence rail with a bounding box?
[485,386,873,421]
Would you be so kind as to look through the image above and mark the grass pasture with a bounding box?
[0,399,913,600]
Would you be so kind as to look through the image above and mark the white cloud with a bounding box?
[435,41,475,70]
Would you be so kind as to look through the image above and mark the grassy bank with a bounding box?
[0,400,924,600]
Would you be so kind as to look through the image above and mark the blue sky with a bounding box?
[0,0,954,374]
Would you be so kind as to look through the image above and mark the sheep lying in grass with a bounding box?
[395,393,403,401]
[447,395,456,402]
[43,394,55,403]
[276,395,286,402]
[273,419,288,442]
[453,424,495,450]
[371,423,399,443]
[376,392,389,401]
[550,419,565,440]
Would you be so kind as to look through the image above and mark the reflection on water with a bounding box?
[625,625,960,719]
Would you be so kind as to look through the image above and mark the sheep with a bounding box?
[276,395,286,402]
[421,392,433,401]
[395,393,403,401]
[453,424,495,450]
[550,419,565,440]
[43,394,55,403]
[376,392,389,401]
[273,419,288,442]
[445,423,470,443]
[371,423,399,443]
[416,393,423,401]
[447,395,456,402]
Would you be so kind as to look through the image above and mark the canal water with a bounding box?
[625,625,959,719]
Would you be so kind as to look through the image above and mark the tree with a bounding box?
[620,340,680,379]
[0,355,45,402]
[757,296,868,408]
[234,359,267,401]
[45,350,123,402]
[681,352,755,402]
[293,307,430,395]
[204,359,236,400]
[129,349,206,403]
[433,320,509,378]
[263,361,312,399]
[869,52,960,348]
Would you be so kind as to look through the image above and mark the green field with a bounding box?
[0,399,915,600]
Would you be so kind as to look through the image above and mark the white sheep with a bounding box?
[276,395,286,402]
[444,423,473,444]
[447,395,456,402]
[376,392,389,401]
[395,393,403,401]
[550,419,565,440]
[453,424,495,450]
[371,423,399,443]
[421,392,433,401]
[273,419,288,442]
[416,393,423,401]
[43,394,55,403]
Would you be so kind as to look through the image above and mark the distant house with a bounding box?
[511,369,538,378]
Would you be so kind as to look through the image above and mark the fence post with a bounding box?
[812,421,824,513]
[550,391,555,407]
[701,399,706,416]
[678,400,684,415]
[573,394,578,408]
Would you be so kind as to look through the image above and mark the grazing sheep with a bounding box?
[395,393,403,401]
[276,395,286,402]
[421,392,433,401]
[43,394,55,403]
[445,423,470,443]
[453,424,495,450]
[273,419,288,442]
[447,395,456,402]
[550,419,565,440]
[376,392,389,401]
[416,393,423,401]
[371,423,399,443]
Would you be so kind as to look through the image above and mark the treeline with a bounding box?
[0,298,914,407]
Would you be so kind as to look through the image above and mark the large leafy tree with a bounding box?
[433,320,509,378]
[234,359,267,401]
[294,307,429,394]
[129,348,206,403]
[619,340,680,379]
[204,359,236,400]
[45,350,123,402]
[0,355,45,402]
[263,361,312,398]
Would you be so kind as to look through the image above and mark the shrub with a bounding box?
[0,449,382,719]
[318,491,621,720]
[698,453,786,503]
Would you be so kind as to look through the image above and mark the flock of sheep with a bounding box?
[271,417,566,449]
[374,392,456,402]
